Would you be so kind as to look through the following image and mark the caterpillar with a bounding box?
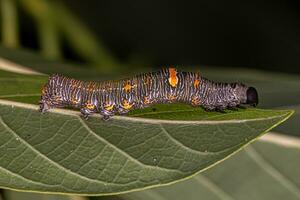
[39,68,258,120]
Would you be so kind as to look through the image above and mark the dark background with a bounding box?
[21,0,300,73]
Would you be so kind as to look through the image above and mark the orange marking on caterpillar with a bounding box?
[168,95,177,101]
[123,100,133,110]
[53,95,62,102]
[104,103,114,111]
[144,96,151,104]
[71,81,79,88]
[123,82,132,92]
[41,86,46,95]
[168,68,178,87]
[88,82,97,92]
[71,98,79,105]
[191,96,201,106]
[86,103,95,110]
[144,76,152,86]
[194,79,200,89]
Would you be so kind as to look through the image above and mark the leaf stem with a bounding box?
[51,1,121,73]
[1,0,19,48]
[18,0,62,59]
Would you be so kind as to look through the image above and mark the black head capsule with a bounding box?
[246,87,258,107]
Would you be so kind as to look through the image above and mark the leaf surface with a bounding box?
[0,51,294,195]
[121,136,300,200]
[0,99,292,195]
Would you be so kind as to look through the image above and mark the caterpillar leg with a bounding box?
[118,108,130,115]
[39,101,50,113]
[203,106,216,112]
[102,115,111,121]
[237,105,247,109]
[100,108,115,121]
[203,105,227,113]
[81,102,99,119]
[227,102,237,110]
[228,106,238,111]
[39,100,60,113]
[39,94,63,113]
[80,108,91,119]
[215,106,227,113]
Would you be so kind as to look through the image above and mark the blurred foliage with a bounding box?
[0,0,19,48]
[0,0,121,73]
[0,0,300,199]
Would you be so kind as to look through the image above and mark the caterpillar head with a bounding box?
[246,87,258,107]
[231,83,258,107]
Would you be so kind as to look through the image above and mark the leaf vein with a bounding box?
[77,117,183,174]
[0,116,123,186]
[159,124,213,155]
[0,165,68,189]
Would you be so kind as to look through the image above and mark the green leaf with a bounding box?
[0,56,294,195]
[120,135,300,200]
[0,97,293,195]
[0,100,293,195]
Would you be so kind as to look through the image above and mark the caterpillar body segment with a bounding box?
[40,68,258,120]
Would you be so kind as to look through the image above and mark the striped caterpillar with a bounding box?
[39,68,258,120]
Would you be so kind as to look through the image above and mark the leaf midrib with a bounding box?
[0,99,290,125]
